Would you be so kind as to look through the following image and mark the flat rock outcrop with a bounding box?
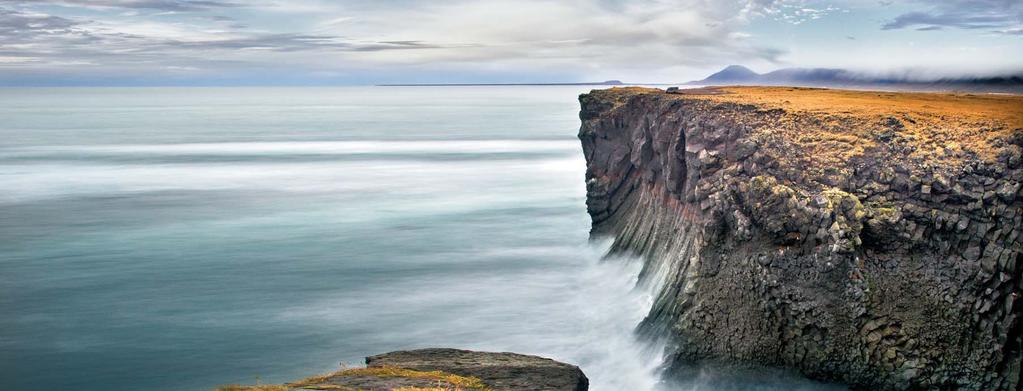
[218,348,587,391]
[579,86,1023,390]
[367,348,588,391]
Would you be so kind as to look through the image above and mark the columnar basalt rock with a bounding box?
[579,86,1023,390]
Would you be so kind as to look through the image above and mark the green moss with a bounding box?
[863,199,901,227]
[749,175,775,193]
[821,188,857,209]
[864,272,879,304]
[750,175,800,199]
[872,207,900,222]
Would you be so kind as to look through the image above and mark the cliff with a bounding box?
[218,348,588,391]
[578,86,1023,390]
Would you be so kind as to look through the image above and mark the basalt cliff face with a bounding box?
[578,86,1023,390]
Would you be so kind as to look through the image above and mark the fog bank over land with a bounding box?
[689,65,1023,93]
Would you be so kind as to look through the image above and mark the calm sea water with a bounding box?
[0,87,843,391]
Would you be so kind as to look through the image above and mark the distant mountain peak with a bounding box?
[722,64,755,73]
[701,65,759,82]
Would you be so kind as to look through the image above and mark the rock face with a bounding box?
[367,348,588,391]
[578,86,1023,390]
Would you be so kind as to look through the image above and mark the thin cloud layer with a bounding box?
[12,0,240,11]
[882,0,1023,34]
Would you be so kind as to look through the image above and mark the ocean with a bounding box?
[0,86,843,391]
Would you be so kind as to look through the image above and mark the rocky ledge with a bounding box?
[579,86,1022,390]
[218,348,588,391]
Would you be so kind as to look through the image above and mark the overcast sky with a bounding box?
[1,0,1021,85]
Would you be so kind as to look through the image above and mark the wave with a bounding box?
[1,140,580,157]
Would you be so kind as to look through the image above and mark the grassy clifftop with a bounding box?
[589,86,1022,180]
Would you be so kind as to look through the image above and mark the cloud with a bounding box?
[0,6,458,57]
[882,0,1023,34]
[740,0,846,25]
[0,7,96,57]
[0,7,80,34]
[0,0,793,82]
[323,0,789,70]
[6,0,240,11]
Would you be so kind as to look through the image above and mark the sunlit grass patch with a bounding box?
[339,366,491,390]
[215,384,291,391]
[215,369,349,391]
[215,366,491,391]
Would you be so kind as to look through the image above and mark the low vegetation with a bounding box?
[216,366,492,391]
[723,87,1020,162]
[338,367,490,390]
[610,86,1022,172]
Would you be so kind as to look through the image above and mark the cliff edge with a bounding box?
[579,86,1023,390]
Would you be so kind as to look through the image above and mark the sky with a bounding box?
[0,0,1021,86]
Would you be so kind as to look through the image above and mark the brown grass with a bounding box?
[599,86,1022,173]
[338,367,490,390]
[702,86,1023,163]
[589,85,1018,189]
[215,366,491,391]
[216,385,292,391]
[710,86,1023,127]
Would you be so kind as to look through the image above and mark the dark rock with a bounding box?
[996,181,1020,202]
[367,349,589,391]
[964,245,982,261]
[883,116,906,130]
